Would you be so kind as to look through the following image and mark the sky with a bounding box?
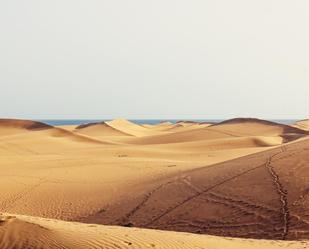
[0,0,308,119]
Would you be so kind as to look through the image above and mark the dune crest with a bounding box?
[0,119,52,130]
[293,119,309,131]
[0,214,307,249]
[208,118,308,139]
[105,119,165,137]
[0,119,108,145]
[0,119,52,136]
[75,121,132,137]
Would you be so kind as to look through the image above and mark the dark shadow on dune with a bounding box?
[0,119,53,131]
[75,122,100,129]
[25,122,53,131]
[210,118,309,143]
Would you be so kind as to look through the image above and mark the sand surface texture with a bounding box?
[0,118,308,248]
[1,214,308,249]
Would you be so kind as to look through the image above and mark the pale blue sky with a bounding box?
[0,0,308,119]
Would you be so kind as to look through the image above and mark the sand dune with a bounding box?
[121,119,305,145]
[293,119,309,131]
[121,127,235,145]
[105,119,166,137]
[153,136,284,151]
[96,137,309,240]
[0,214,307,249]
[0,119,273,220]
[142,121,175,131]
[75,121,132,137]
[0,118,308,248]
[0,119,52,136]
[209,118,308,138]
[0,119,109,145]
[57,124,79,131]
[165,122,210,133]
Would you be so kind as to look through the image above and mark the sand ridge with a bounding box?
[208,118,308,137]
[293,119,309,131]
[0,213,308,249]
[105,119,167,137]
[75,121,133,137]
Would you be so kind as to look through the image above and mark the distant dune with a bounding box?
[0,118,308,248]
[209,118,308,137]
[0,119,52,130]
[0,119,109,156]
[142,121,175,131]
[121,118,306,145]
[0,119,52,136]
[292,119,309,131]
[166,122,211,133]
[105,119,165,137]
[75,121,132,137]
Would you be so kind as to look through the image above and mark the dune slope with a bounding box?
[106,119,165,137]
[0,119,52,136]
[1,119,277,221]
[0,214,307,249]
[75,122,132,137]
[209,118,308,139]
[86,137,309,240]
[121,119,306,145]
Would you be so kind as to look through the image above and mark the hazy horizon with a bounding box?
[0,117,307,122]
[34,118,303,127]
[1,1,308,119]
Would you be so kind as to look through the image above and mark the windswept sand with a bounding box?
[0,118,308,248]
[0,214,308,249]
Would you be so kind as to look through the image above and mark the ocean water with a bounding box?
[38,119,298,126]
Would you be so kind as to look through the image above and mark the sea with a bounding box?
[38,119,298,126]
